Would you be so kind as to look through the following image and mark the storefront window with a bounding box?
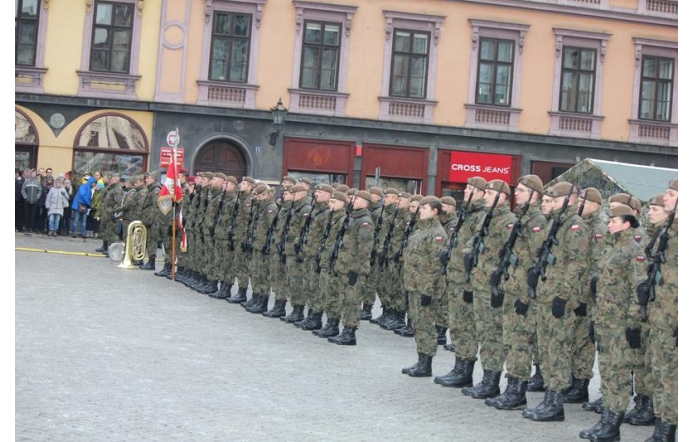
[16,109,37,170]
[288,171,346,188]
[74,114,147,176]
[366,176,420,194]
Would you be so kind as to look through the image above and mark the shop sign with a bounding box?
[160,147,184,168]
[449,151,512,183]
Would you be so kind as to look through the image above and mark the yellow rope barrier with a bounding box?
[15,247,107,257]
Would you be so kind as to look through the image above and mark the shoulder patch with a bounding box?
[532,226,542,233]
[595,233,603,239]
[434,236,444,243]
[507,223,514,229]
[571,224,580,231]
[268,209,274,213]
[636,255,646,262]
[361,222,370,227]
[303,213,309,217]
[634,235,643,243]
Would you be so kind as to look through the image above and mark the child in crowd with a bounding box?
[45,177,70,236]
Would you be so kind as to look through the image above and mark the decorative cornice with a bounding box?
[137,0,144,18]
[383,10,446,45]
[633,37,677,66]
[293,2,357,36]
[553,28,612,61]
[468,19,530,53]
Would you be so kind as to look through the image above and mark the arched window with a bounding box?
[73,114,148,176]
[15,109,38,170]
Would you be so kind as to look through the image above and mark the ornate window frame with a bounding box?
[378,10,445,124]
[628,38,678,146]
[196,0,266,109]
[464,19,529,132]
[548,28,610,139]
[77,0,144,99]
[288,1,356,117]
[15,0,50,93]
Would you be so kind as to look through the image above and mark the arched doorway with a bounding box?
[194,139,247,181]
[15,109,38,170]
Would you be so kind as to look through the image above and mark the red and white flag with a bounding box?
[158,155,183,215]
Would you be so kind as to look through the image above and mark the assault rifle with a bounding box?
[638,205,676,321]
[242,198,257,254]
[491,201,531,297]
[262,192,285,255]
[327,199,354,275]
[209,185,227,242]
[465,192,500,283]
[394,206,420,264]
[227,195,241,251]
[294,193,317,258]
[370,202,386,267]
[199,186,212,244]
[440,192,474,275]
[276,196,297,263]
[380,204,400,269]
[527,185,574,298]
[314,206,335,273]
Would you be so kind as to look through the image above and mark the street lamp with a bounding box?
[269,98,288,146]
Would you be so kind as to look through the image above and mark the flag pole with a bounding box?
[171,135,178,281]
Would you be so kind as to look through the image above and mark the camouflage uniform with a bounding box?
[251,196,279,299]
[403,216,448,358]
[375,203,399,311]
[333,206,374,329]
[100,181,123,246]
[647,217,678,426]
[318,207,347,321]
[140,179,163,260]
[594,227,646,414]
[231,190,254,291]
[434,210,457,329]
[361,201,385,307]
[299,200,332,315]
[177,187,196,270]
[201,186,225,280]
[282,195,312,311]
[269,198,292,304]
[465,201,517,374]
[187,185,207,276]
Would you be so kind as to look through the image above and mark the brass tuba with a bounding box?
[118,220,148,269]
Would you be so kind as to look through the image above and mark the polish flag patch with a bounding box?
[636,255,646,262]
[595,233,603,239]
[532,226,542,233]
[361,222,370,227]
[303,213,309,217]
[434,236,444,243]
[507,223,515,229]
[571,224,580,231]
[634,235,643,242]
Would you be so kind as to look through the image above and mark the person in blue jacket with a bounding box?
[71,176,97,238]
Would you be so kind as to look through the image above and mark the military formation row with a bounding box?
[96,170,678,442]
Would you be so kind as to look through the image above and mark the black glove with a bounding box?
[439,251,449,267]
[348,271,358,286]
[551,296,567,318]
[674,327,678,347]
[293,243,301,255]
[420,295,432,307]
[637,282,650,306]
[590,276,598,297]
[393,251,402,263]
[463,253,474,273]
[574,302,587,317]
[491,292,504,308]
[489,269,503,288]
[378,252,385,267]
[526,268,539,289]
[463,290,473,304]
[514,299,529,316]
[626,327,641,349]
[589,321,596,344]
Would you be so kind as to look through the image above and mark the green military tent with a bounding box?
[546,158,677,202]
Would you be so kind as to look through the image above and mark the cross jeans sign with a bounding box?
[448,151,513,184]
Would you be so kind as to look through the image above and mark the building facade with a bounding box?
[15,0,678,199]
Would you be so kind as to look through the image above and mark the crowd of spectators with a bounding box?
[15,167,109,238]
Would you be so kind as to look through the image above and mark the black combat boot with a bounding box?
[95,240,108,253]
[443,343,455,352]
[394,318,414,337]
[407,353,433,377]
[384,310,406,331]
[565,377,590,403]
[154,262,172,277]
[263,299,287,318]
[139,255,156,270]
[579,407,624,441]
[189,273,206,291]
[462,370,501,399]
[434,357,471,388]
[379,308,397,329]
[301,311,323,331]
[209,282,231,299]
[530,390,565,422]
[280,304,304,323]
[241,292,258,309]
[435,325,448,346]
[370,307,388,325]
[583,397,605,414]
[402,353,426,375]
[486,377,528,410]
[226,286,248,304]
[328,326,357,345]
[294,309,314,328]
[182,271,198,287]
[528,364,546,392]
[523,390,551,419]
[625,394,655,426]
[246,296,269,314]
[313,318,340,338]
[646,418,676,442]
[200,278,219,294]
[174,266,186,282]
[359,303,373,321]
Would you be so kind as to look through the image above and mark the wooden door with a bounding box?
[195,140,247,181]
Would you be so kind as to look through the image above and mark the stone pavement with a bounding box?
[15,233,655,441]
